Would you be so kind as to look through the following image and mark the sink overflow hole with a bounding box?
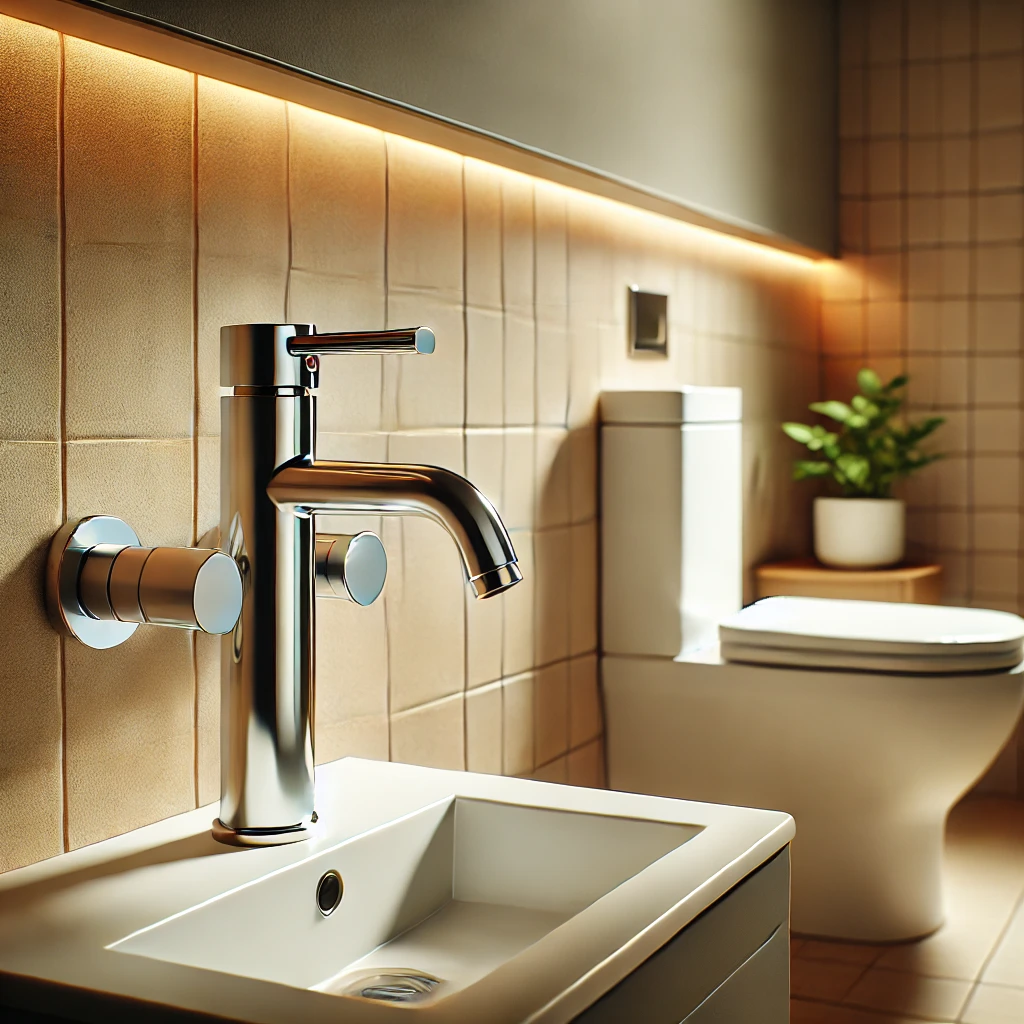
[316,870,343,916]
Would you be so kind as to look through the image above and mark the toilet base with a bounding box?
[602,650,1024,942]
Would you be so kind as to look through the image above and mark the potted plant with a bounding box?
[782,368,944,569]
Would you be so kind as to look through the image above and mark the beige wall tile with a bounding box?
[390,693,464,771]
[502,172,534,315]
[502,428,536,531]
[974,356,1022,406]
[465,681,502,774]
[502,532,535,677]
[839,66,865,139]
[386,432,465,712]
[0,442,63,870]
[974,455,1022,507]
[195,631,219,806]
[569,521,599,656]
[64,40,192,441]
[388,291,464,429]
[536,321,569,427]
[977,194,1024,242]
[569,654,602,749]
[386,135,462,297]
[197,434,219,543]
[534,528,570,667]
[317,716,389,765]
[504,312,537,427]
[534,661,569,766]
[288,106,385,282]
[66,439,193,546]
[502,672,534,776]
[65,627,194,850]
[533,757,568,783]
[568,739,606,789]
[979,2,1024,55]
[465,430,505,688]
[977,245,1024,296]
[569,426,598,524]
[979,56,1024,131]
[288,105,386,434]
[464,159,502,311]
[535,428,571,529]
[316,598,389,763]
[465,305,504,427]
[975,299,1022,352]
[974,409,1022,452]
[979,132,1024,191]
[0,19,60,442]
[198,78,289,437]
[868,65,902,137]
[535,182,568,315]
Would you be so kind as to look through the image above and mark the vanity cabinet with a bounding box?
[574,847,790,1023]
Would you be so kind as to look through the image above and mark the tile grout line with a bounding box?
[190,71,200,807]
[57,28,69,855]
[382,137,393,764]
[283,102,293,324]
[460,157,469,772]
[964,0,980,608]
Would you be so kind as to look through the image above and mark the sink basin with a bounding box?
[112,797,698,1004]
[0,758,793,1023]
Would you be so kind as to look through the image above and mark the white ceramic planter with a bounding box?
[814,497,905,569]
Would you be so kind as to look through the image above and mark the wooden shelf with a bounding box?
[755,558,943,605]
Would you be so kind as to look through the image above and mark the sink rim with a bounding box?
[0,757,794,1024]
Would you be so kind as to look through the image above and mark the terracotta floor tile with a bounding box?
[844,967,971,1021]
[791,997,932,1023]
[791,957,867,1002]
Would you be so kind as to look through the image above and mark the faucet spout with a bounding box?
[268,461,521,598]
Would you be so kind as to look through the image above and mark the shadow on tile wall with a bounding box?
[0,14,820,872]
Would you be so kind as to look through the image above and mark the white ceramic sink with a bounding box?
[0,758,794,1023]
[113,797,698,1004]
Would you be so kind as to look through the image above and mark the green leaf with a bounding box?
[857,368,882,395]
[781,422,814,443]
[793,460,832,480]
[882,374,909,393]
[851,395,880,418]
[809,400,853,423]
[836,453,871,485]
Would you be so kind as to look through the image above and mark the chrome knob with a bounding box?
[47,516,243,650]
[315,532,387,606]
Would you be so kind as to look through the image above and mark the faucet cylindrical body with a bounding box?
[219,387,316,838]
[216,323,520,846]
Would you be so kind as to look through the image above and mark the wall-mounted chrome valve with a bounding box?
[315,532,387,605]
[47,516,243,650]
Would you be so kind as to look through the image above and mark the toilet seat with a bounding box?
[719,596,1024,674]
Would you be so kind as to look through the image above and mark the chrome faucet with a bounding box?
[213,324,521,846]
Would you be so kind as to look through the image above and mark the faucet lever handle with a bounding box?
[289,327,435,356]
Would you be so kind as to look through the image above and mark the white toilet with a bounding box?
[600,389,1024,942]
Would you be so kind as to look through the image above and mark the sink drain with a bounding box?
[341,969,441,1003]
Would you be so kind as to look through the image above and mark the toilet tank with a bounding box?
[601,389,742,657]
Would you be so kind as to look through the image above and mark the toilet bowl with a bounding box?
[599,390,1024,942]
[603,597,1024,941]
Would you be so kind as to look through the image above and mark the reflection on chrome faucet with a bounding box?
[213,324,521,847]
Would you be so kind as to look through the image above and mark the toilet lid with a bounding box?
[719,597,1024,674]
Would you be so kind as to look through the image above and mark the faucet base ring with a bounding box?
[211,817,317,847]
